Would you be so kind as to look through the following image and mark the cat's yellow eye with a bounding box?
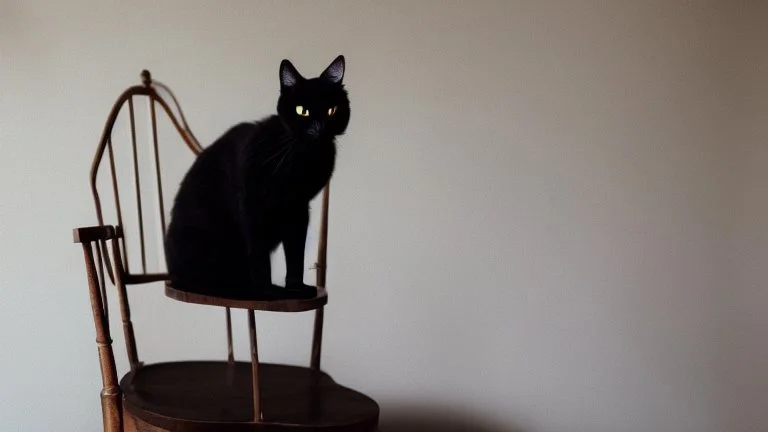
[328,106,337,116]
[296,105,309,117]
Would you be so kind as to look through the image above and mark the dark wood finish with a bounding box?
[73,225,116,243]
[77,233,122,432]
[226,307,235,364]
[315,184,330,288]
[123,273,169,285]
[125,414,382,432]
[165,284,328,312]
[110,231,140,370]
[120,362,379,432]
[106,137,125,254]
[148,98,167,238]
[127,96,147,273]
[311,185,331,369]
[124,412,165,432]
[310,308,325,370]
[248,311,262,421]
[96,240,110,321]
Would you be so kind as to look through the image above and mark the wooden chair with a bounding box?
[73,71,379,432]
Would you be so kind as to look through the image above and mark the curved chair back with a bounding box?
[85,70,331,372]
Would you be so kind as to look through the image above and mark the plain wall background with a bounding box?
[729,1,768,430]
[0,1,764,431]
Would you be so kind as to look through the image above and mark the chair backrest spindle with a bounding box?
[127,96,148,273]
[148,98,168,268]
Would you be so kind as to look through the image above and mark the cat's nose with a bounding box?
[307,122,324,137]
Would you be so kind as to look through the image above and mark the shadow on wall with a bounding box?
[380,404,523,432]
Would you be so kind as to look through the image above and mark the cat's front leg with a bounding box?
[251,247,273,289]
[248,227,291,300]
[282,204,317,299]
[240,191,274,293]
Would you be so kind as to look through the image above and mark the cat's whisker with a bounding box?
[262,146,289,166]
[261,139,293,167]
[272,145,295,174]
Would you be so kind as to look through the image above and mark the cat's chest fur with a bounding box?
[241,116,336,206]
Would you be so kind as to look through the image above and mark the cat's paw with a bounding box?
[283,282,318,299]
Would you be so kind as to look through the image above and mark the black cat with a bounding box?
[164,55,349,300]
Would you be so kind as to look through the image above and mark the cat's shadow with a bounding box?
[380,403,524,432]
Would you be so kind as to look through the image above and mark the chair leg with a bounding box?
[247,310,262,421]
[311,307,324,370]
[81,242,123,432]
[225,307,234,364]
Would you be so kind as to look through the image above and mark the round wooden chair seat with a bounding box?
[120,361,379,431]
[165,283,328,312]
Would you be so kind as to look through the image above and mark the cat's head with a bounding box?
[276,55,350,141]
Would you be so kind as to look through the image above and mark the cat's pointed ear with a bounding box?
[280,59,302,88]
[320,55,345,84]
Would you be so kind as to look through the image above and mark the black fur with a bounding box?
[165,55,349,300]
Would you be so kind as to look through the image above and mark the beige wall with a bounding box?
[729,1,768,431]
[0,1,763,431]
